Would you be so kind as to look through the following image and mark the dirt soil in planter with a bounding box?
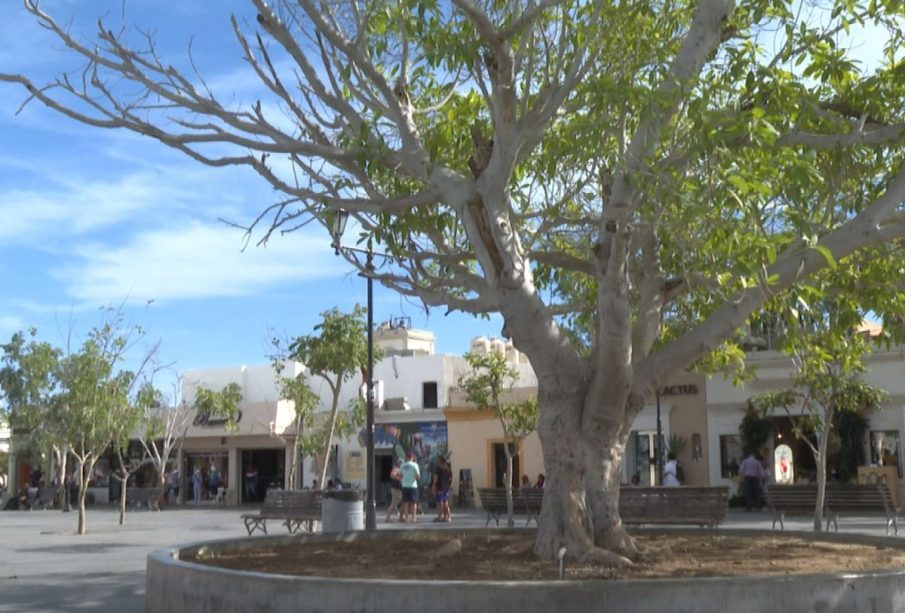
[187,531,905,581]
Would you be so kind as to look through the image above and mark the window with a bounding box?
[870,430,901,477]
[719,434,742,479]
[423,381,438,409]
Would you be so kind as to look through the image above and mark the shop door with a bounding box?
[491,442,520,488]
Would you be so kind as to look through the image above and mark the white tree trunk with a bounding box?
[76,460,91,535]
[318,390,342,490]
[813,424,831,532]
[288,442,300,489]
[118,475,128,526]
[56,447,70,513]
[504,445,515,528]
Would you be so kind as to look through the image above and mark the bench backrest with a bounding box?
[262,489,323,513]
[825,483,895,513]
[126,487,161,501]
[477,488,510,511]
[765,484,819,510]
[766,482,896,513]
[619,486,729,522]
[36,486,59,503]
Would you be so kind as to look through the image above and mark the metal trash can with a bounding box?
[321,489,365,533]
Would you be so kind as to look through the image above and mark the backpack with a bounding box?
[675,462,685,483]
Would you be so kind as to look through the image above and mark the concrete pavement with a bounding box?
[0,504,901,612]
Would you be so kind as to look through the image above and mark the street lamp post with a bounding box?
[655,390,663,486]
[332,211,377,532]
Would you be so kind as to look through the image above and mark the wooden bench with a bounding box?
[126,487,162,511]
[766,483,899,535]
[619,486,730,528]
[241,489,323,535]
[764,484,820,530]
[825,483,898,535]
[478,488,543,526]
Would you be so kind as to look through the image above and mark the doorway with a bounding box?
[376,452,395,506]
[240,449,284,503]
[626,431,658,486]
[491,442,520,488]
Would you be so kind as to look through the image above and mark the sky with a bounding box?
[0,1,503,396]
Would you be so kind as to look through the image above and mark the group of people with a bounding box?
[188,460,225,506]
[520,474,546,489]
[385,453,454,523]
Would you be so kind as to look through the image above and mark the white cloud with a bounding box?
[57,221,342,304]
[0,171,183,244]
[0,314,26,338]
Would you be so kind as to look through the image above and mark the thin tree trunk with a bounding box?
[57,447,70,513]
[76,460,90,535]
[158,468,167,509]
[813,425,831,532]
[118,475,128,525]
[504,445,514,527]
[318,391,342,490]
[288,443,300,489]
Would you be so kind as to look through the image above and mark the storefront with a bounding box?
[177,397,300,505]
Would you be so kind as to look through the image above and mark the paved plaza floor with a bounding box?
[0,504,901,612]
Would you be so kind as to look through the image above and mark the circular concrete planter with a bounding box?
[146,529,905,613]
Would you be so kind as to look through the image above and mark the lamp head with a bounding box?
[331,209,349,255]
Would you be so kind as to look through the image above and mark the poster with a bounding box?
[363,421,448,488]
[345,450,365,480]
[774,444,794,484]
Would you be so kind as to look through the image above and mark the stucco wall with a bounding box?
[446,410,543,502]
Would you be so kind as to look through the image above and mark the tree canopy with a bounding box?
[275,306,374,490]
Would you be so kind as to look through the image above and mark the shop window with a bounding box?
[870,431,901,477]
[423,381,438,409]
[719,434,742,478]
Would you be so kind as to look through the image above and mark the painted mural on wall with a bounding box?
[361,421,449,488]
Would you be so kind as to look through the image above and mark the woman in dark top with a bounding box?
[431,455,453,523]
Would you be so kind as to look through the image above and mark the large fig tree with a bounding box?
[3,0,904,563]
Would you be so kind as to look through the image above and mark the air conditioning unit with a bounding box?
[382,397,411,411]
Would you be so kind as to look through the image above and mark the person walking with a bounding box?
[663,453,681,487]
[384,462,403,522]
[399,452,421,523]
[191,466,203,507]
[431,455,453,523]
[740,452,765,511]
[244,465,258,502]
[165,469,180,505]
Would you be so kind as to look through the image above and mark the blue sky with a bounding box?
[0,1,502,392]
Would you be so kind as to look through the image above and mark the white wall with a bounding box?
[182,361,303,405]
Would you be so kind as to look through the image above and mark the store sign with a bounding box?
[193,409,242,427]
[659,384,699,396]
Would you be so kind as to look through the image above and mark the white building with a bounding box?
[175,323,537,505]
